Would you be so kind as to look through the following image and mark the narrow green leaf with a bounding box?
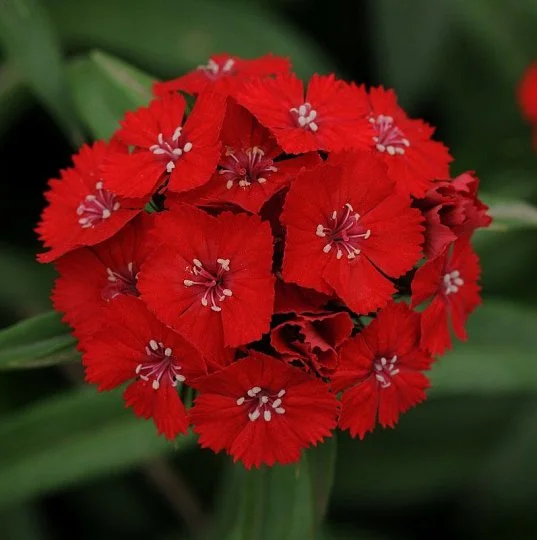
[0,311,77,370]
[306,435,337,524]
[67,50,155,140]
[222,438,336,540]
[0,387,193,507]
[0,0,83,145]
[481,194,537,231]
[47,0,334,79]
[430,299,537,394]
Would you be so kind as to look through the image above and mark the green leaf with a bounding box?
[47,0,334,79]
[0,311,78,370]
[480,194,537,231]
[0,386,192,507]
[223,438,336,540]
[430,299,537,394]
[67,50,155,140]
[0,0,83,146]
[371,0,451,109]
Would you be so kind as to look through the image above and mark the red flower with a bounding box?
[332,301,432,439]
[271,311,354,378]
[154,53,290,97]
[365,87,452,197]
[236,73,373,154]
[83,296,207,440]
[37,141,145,263]
[189,352,338,468]
[281,152,424,313]
[518,62,537,124]
[101,90,226,198]
[416,171,491,259]
[52,214,153,339]
[411,238,481,355]
[138,203,275,362]
[174,101,321,214]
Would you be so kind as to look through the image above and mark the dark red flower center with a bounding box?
[443,270,464,295]
[77,181,120,229]
[316,203,371,260]
[198,57,235,80]
[373,355,399,388]
[219,146,278,190]
[183,258,233,312]
[136,339,185,390]
[289,102,318,132]
[370,114,410,155]
[101,261,140,301]
[236,386,286,422]
[149,128,193,173]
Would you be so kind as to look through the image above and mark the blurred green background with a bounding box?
[1,0,537,539]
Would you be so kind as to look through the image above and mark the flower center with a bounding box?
[443,270,464,295]
[370,114,410,155]
[373,355,399,388]
[136,340,185,390]
[77,181,120,229]
[102,261,140,301]
[183,258,233,312]
[236,387,286,422]
[198,58,235,80]
[316,203,371,260]
[219,146,278,190]
[289,102,318,132]
[149,127,193,173]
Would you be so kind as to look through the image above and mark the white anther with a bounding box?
[102,209,111,219]
[249,409,261,421]
[183,279,194,286]
[152,380,160,390]
[183,142,193,152]
[96,181,103,190]
[164,348,172,357]
[149,340,158,351]
[193,259,203,268]
[236,397,245,406]
[323,244,332,254]
[222,289,233,297]
[264,410,272,422]
[316,224,326,237]
[272,398,282,408]
[166,161,175,173]
[211,305,222,312]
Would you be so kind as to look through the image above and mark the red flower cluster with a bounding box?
[518,62,537,149]
[38,53,491,469]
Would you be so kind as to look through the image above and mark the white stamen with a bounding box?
[149,340,158,351]
[249,409,261,421]
[264,410,272,422]
[236,397,245,405]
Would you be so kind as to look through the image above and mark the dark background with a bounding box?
[1,1,537,539]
